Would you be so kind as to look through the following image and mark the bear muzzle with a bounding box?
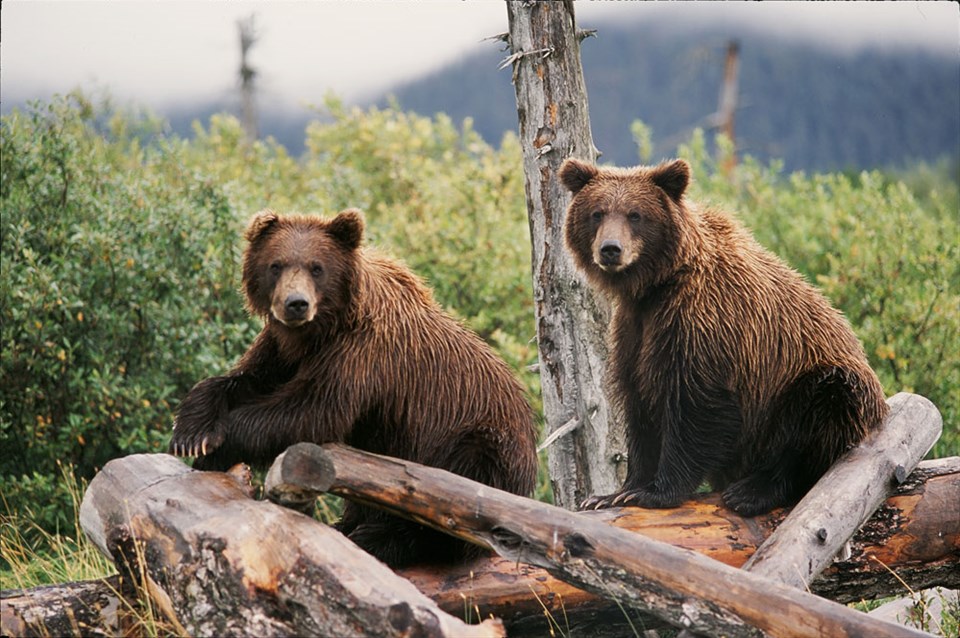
[272,292,316,327]
[597,239,625,271]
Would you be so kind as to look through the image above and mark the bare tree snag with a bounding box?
[504,0,624,508]
[268,443,929,638]
[78,454,504,638]
[743,392,944,588]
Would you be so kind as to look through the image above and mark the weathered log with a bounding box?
[267,443,930,638]
[78,453,504,638]
[1,576,122,638]
[397,457,960,636]
[742,392,943,588]
[6,460,955,638]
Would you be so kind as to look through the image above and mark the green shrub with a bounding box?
[1,96,258,548]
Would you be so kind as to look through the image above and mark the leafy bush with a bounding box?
[1,95,258,543]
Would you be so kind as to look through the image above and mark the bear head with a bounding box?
[560,158,692,293]
[242,209,364,329]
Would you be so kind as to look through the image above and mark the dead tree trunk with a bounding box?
[267,443,935,638]
[77,454,503,638]
[504,0,623,508]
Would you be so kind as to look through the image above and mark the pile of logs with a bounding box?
[2,393,957,637]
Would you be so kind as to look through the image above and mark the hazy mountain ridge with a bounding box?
[382,20,960,172]
[6,19,955,174]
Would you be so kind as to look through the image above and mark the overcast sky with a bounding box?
[3,1,958,112]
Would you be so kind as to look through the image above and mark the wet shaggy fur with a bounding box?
[560,158,888,516]
[169,209,538,566]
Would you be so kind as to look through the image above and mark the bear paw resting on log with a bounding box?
[560,158,888,516]
[169,208,538,567]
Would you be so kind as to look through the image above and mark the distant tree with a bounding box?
[238,14,259,141]
[504,0,625,509]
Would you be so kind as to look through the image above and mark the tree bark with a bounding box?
[77,454,504,638]
[504,0,624,509]
[268,442,932,638]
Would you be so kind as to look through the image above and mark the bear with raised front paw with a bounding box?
[170,208,537,566]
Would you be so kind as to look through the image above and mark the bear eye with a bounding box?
[269,262,282,275]
[310,264,324,278]
[591,211,604,223]
[627,211,642,223]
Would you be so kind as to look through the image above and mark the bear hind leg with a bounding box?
[722,366,883,517]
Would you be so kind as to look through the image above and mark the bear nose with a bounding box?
[285,294,309,318]
[600,240,622,261]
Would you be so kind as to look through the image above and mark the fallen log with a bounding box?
[77,454,504,638]
[397,457,960,636]
[267,443,933,638]
[742,392,943,588]
[0,576,122,638]
[6,459,955,638]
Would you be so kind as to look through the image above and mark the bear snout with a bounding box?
[271,269,318,327]
[599,239,623,263]
[284,294,310,322]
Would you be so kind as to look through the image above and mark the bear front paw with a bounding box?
[168,419,225,458]
[580,493,619,510]
[581,487,683,510]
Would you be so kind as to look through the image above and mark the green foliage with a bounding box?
[674,129,959,457]
[1,94,539,552]
[1,95,258,551]
[1,94,956,566]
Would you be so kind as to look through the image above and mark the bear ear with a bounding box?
[559,158,599,194]
[245,209,280,243]
[328,208,365,250]
[650,159,691,203]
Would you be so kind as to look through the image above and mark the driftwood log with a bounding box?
[75,453,504,638]
[266,443,937,638]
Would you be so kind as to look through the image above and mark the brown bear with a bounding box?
[169,208,538,566]
[560,158,888,516]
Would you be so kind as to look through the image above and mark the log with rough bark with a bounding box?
[742,392,943,587]
[76,453,504,638]
[1,576,122,638]
[6,459,955,637]
[267,443,936,638]
[504,0,625,509]
[398,457,960,637]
